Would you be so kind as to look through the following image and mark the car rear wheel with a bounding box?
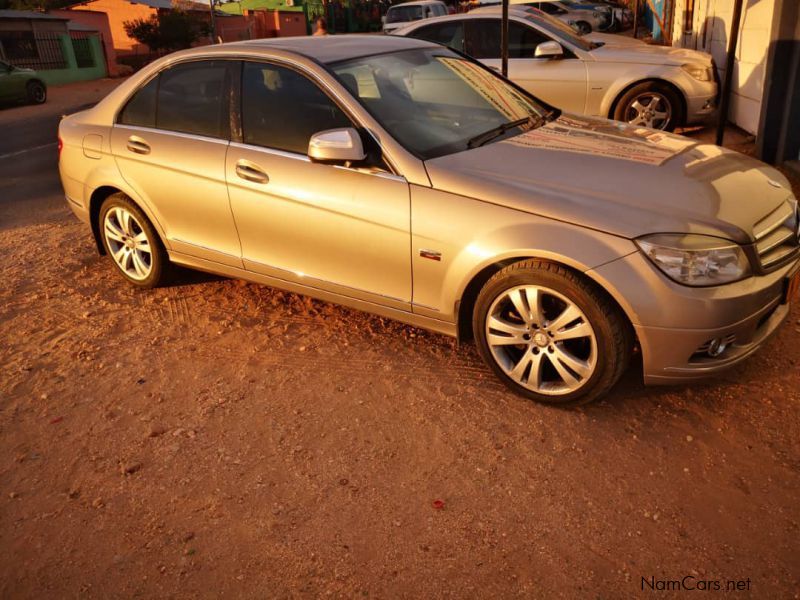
[473,260,632,405]
[574,20,592,35]
[614,81,682,131]
[26,81,46,104]
[98,193,171,288]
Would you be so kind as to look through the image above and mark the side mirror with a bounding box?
[308,128,366,164]
[534,41,564,59]
[381,15,387,24]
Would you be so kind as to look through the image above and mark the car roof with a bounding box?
[196,35,438,64]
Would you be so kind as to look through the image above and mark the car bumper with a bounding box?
[589,252,800,385]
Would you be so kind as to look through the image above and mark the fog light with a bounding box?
[707,338,727,357]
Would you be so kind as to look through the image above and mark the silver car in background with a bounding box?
[58,36,800,405]
[395,8,717,130]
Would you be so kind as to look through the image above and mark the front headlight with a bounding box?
[681,63,714,82]
[635,234,751,286]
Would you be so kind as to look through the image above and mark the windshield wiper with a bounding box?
[467,116,538,149]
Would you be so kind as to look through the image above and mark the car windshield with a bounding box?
[331,48,550,160]
[520,9,597,50]
[386,5,424,23]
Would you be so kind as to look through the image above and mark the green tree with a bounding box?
[123,10,210,54]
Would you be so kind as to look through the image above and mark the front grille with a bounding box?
[753,200,800,271]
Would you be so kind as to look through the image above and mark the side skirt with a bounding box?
[168,250,458,339]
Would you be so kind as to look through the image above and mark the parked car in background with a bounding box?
[559,0,633,31]
[395,10,717,130]
[0,60,46,105]
[382,0,448,33]
[521,0,609,33]
[471,5,643,45]
[58,36,799,405]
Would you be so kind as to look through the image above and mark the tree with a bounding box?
[123,10,210,54]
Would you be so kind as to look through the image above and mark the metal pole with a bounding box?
[632,0,640,39]
[715,0,744,146]
[208,0,217,44]
[501,0,509,77]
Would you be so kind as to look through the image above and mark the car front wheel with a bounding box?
[26,81,46,104]
[99,193,171,288]
[614,81,682,131]
[473,260,632,405]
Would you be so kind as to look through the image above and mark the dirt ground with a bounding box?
[1,86,799,598]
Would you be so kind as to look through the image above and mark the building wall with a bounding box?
[38,33,107,84]
[49,8,119,75]
[671,0,776,135]
[69,0,157,55]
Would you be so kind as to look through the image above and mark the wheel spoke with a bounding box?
[487,314,527,337]
[117,208,132,236]
[547,304,581,333]
[131,251,148,278]
[548,352,580,387]
[105,220,125,243]
[488,332,526,346]
[553,344,592,380]
[508,289,532,324]
[509,350,544,386]
[630,100,646,113]
[523,287,544,325]
[551,320,592,341]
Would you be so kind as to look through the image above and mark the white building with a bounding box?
[669,0,799,166]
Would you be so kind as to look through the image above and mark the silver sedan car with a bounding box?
[395,8,718,131]
[58,36,800,405]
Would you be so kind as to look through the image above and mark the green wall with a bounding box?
[38,34,107,86]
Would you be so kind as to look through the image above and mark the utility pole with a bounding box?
[208,0,217,44]
[501,0,509,76]
[715,0,744,145]
[632,0,640,39]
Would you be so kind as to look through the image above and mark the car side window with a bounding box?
[464,19,500,59]
[241,61,352,155]
[409,21,465,52]
[156,60,231,139]
[118,76,158,128]
[509,22,550,57]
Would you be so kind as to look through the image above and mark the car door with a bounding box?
[110,60,242,268]
[465,18,588,114]
[225,60,411,309]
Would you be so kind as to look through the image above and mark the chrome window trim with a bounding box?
[114,124,231,147]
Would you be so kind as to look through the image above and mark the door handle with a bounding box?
[235,159,269,184]
[126,136,150,155]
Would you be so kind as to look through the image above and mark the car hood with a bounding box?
[423,115,791,243]
[589,42,713,66]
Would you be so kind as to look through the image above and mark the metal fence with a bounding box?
[0,31,67,70]
[70,32,96,68]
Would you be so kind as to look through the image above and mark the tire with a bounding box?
[473,260,632,406]
[575,21,592,35]
[98,193,171,289]
[26,80,46,104]
[613,81,683,132]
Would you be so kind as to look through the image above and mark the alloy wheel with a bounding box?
[624,92,672,129]
[103,206,153,281]
[485,285,597,395]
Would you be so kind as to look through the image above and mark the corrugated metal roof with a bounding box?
[0,9,69,20]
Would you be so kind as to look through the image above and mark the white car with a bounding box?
[394,10,717,130]
[471,5,644,45]
[382,0,448,34]
[522,0,609,34]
